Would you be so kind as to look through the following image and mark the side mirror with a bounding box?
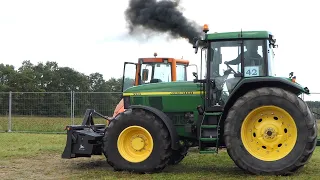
[142,69,149,81]
[193,38,199,54]
[192,72,198,79]
[289,72,294,78]
[187,64,198,81]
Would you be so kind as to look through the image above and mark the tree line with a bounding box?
[0,60,123,92]
[0,60,319,118]
[0,60,125,117]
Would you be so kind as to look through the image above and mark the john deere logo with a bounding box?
[79,144,85,151]
[170,92,194,95]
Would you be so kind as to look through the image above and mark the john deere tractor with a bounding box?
[62,25,318,175]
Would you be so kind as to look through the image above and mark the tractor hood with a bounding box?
[122,77,309,96]
[123,81,202,95]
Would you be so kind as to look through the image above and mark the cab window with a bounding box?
[176,64,186,81]
[141,63,171,84]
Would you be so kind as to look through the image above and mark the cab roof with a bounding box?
[206,31,271,40]
[139,58,189,65]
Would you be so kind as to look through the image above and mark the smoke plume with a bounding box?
[125,0,203,44]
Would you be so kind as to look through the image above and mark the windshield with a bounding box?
[210,39,266,78]
[208,39,267,102]
[141,63,171,84]
[210,40,241,79]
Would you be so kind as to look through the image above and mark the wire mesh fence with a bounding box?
[0,91,122,133]
[0,92,9,132]
[73,92,122,125]
[0,91,319,133]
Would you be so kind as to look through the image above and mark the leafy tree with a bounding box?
[0,60,124,116]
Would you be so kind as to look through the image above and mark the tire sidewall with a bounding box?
[105,112,166,171]
[230,95,309,170]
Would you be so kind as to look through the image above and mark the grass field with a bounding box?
[0,116,107,132]
[1,132,320,180]
[1,116,320,179]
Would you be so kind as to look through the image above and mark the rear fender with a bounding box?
[224,77,309,115]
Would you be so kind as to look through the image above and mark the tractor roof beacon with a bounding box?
[61,25,318,176]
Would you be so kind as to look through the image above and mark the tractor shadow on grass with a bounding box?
[65,158,114,171]
[66,158,245,176]
[64,159,308,178]
[163,164,246,176]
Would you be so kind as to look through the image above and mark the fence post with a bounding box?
[72,91,75,125]
[8,91,12,132]
[70,91,73,125]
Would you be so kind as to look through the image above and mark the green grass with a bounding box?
[0,132,65,159]
[1,132,320,180]
[0,116,107,132]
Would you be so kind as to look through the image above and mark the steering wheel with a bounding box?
[214,68,232,91]
[225,63,238,74]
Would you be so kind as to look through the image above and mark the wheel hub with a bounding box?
[117,126,154,163]
[264,127,276,140]
[241,106,297,161]
[131,136,145,151]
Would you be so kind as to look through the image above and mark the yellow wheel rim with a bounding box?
[117,126,154,163]
[241,105,297,161]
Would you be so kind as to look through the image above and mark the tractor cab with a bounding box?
[122,54,194,92]
[193,25,279,108]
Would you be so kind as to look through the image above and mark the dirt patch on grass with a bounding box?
[0,151,242,180]
[1,149,320,180]
[0,154,111,180]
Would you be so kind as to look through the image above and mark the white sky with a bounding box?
[0,0,319,100]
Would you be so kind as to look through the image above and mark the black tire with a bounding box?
[102,108,172,173]
[224,87,317,175]
[168,146,189,165]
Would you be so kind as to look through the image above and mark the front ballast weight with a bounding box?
[61,109,113,159]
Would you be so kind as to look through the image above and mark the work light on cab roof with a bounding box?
[203,24,209,33]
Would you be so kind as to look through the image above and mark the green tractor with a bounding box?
[62,25,318,175]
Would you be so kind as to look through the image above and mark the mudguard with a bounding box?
[224,77,309,114]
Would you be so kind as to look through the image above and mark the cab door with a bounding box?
[122,62,138,92]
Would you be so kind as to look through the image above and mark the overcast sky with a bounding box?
[0,0,319,100]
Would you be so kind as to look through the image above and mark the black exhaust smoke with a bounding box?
[125,0,203,44]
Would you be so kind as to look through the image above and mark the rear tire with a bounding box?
[102,108,172,173]
[224,87,317,175]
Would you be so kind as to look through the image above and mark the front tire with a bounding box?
[224,87,317,175]
[102,109,172,173]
